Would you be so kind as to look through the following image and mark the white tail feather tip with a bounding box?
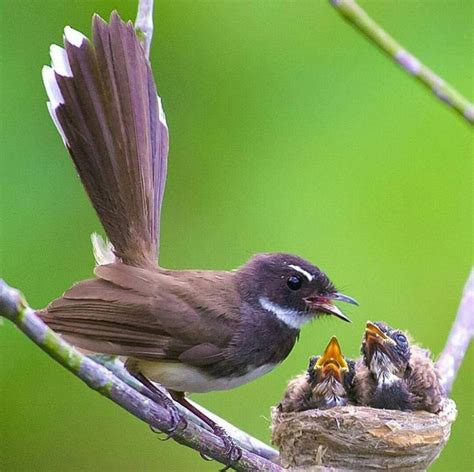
[50,44,73,77]
[42,65,64,108]
[64,26,87,47]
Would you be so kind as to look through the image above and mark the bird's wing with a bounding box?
[43,12,168,267]
[40,264,239,364]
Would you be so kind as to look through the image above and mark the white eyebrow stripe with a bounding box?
[288,264,314,282]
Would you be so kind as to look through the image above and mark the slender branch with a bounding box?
[0,280,281,472]
[135,0,154,58]
[436,269,474,396]
[329,0,474,125]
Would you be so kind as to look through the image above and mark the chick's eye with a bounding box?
[395,333,407,344]
[287,274,303,290]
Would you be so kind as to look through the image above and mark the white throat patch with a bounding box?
[288,264,314,282]
[259,297,312,330]
[370,351,400,387]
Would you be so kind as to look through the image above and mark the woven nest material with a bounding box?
[271,399,457,471]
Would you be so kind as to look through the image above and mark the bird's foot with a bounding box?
[150,406,188,440]
[130,371,187,437]
[213,425,242,470]
[142,388,187,437]
[148,395,187,439]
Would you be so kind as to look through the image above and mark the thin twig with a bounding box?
[0,279,282,472]
[135,0,154,58]
[329,0,474,125]
[436,269,474,396]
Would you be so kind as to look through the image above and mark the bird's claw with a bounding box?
[219,446,242,471]
[199,451,214,461]
[149,423,169,439]
[213,425,242,470]
[149,405,187,439]
[167,407,188,436]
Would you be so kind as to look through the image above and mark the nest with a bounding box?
[271,399,457,471]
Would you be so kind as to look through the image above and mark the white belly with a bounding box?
[138,361,277,393]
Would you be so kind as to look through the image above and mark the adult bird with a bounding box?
[354,321,444,413]
[278,336,356,412]
[39,12,357,458]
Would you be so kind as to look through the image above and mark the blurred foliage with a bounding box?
[0,0,472,471]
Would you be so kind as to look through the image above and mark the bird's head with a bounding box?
[361,321,411,380]
[307,336,355,400]
[236,253,357,330]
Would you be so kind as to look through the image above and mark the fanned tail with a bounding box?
[42,12,168,267]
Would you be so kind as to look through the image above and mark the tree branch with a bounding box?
[0,279,281,472]
[436,269,474,396]
[329,0,474,125]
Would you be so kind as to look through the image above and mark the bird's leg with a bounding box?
[169,391,242,467]
[130,371,187,436]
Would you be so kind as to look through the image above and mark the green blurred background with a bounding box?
[1,0,472,470]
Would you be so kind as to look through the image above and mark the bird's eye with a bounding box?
[287,275,303,290]
[395,333,407,344]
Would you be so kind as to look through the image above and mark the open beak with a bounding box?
[365,321,396,346]
[304,292,357,323]
[315,336,348,382]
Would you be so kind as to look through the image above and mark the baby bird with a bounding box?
[354,321,445,413]
[278,336,356,412]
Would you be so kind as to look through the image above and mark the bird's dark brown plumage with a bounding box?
[52,13,168,267]
[42,264,239,363]
[41,13,357,456]
[40,253,351,388]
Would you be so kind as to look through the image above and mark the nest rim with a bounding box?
[272,399,457,471]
